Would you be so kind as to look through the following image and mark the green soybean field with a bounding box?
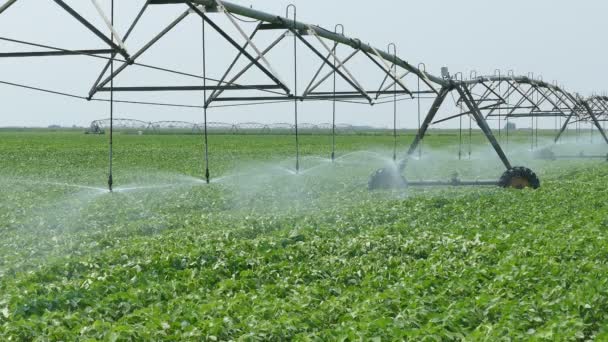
[1,130,607,340]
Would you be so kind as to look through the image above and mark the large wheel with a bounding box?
[498,167,540,189]
[368,167,407,190]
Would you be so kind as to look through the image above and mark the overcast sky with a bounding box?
[0,0,606,128]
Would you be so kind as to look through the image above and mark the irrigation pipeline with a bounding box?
[2,0,608,189]
[0,1,593,110]
[180,0,572,93]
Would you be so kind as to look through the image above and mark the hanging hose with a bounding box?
[202,17,210,184]
[331,63,336,161]
[554,113,557,143]
[535,116,539,149]
[459,104,463,160]
[391,46,397,162]
[506,87,510,148]
[557,114,561,144]
[450,84,463,161]
[107,0,114,192]
[416,66,422,159]
[530,117,534,151]
[393,86,397,161]
[496,70,502,140]
[288,5,299,173]
[331,24,344,162]
[468,115,472,159]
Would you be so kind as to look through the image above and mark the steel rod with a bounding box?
[52,0,128,60]
[0,49,115,57]
[99,85,283,92]
[202,16,210,183]
[408,180,498,187]
[292,7,300,173]
[0,0,18,15]
[108,0,115,192]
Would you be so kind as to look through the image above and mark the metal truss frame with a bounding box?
[0,0,606,190]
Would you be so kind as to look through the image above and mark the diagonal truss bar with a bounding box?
[595,98,608,112]
[404,86,451,161]
[379,70,410,94]
[533,86,569,117]
[364,47,411,96]
[458,85,512,169]
[187,2,290,94]
[90,8,191,98]
[375,61,394,100]
[216,0,287,88]
[507,79,539,109]
[473,82,505,119]
[303,42,338,96]
[580,101,608,144]
[155,0,447,89]
[51,0,128,60]
[304,49,358,96]
[555,111,576,142]
[545,88,576,113]
[90,0,128,53]
[433,102,501,125]
[88,0,150,99]
[0,0,18,14]
[504,82,538,117]
[305,28,370,100]
[207,25,260,102]
[478,81,504,104]
[207,30,289,104]
[554,91,587,143]
[588,98,605,114]
[299,29,371,102]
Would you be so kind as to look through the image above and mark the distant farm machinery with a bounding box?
[85,119,356,135]
[1,0,606,191]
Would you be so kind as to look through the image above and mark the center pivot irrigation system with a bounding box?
[1,0,607,191]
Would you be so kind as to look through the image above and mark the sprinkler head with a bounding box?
[368,167,407,190]
[108,174,113,192]
[205,169,210,184]
[331,152,335,162]
[450,172,460,185]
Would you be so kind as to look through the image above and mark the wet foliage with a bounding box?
[1,131,607,340]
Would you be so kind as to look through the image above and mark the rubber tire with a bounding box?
[498,167,540,190]
[368,167,407,190]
